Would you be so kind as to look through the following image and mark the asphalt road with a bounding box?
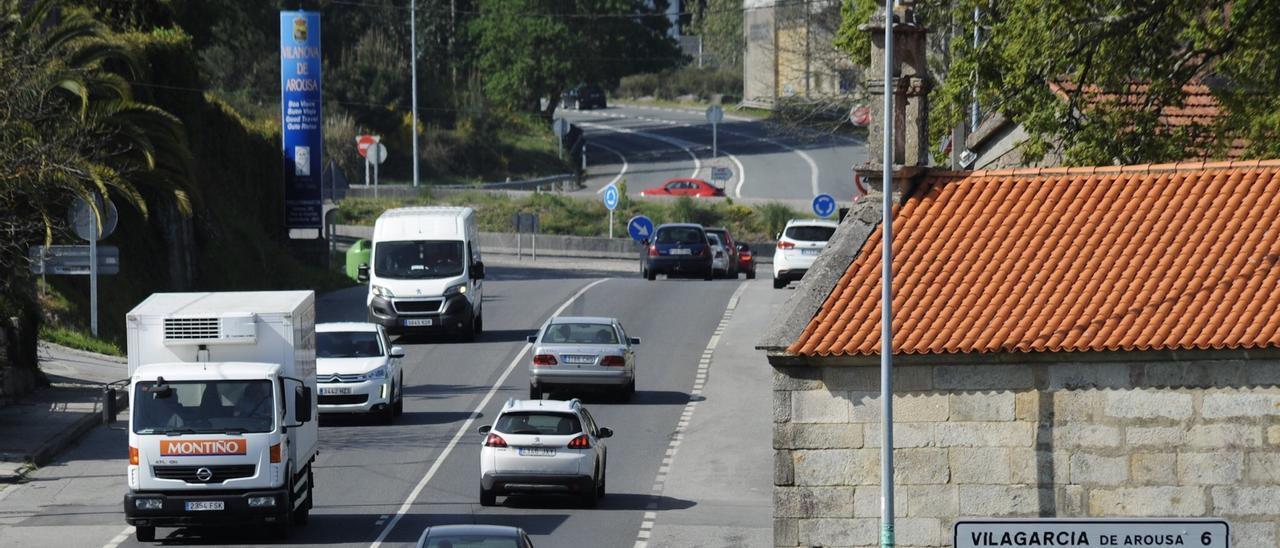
[563,104,867,202]
[0,265,744,548]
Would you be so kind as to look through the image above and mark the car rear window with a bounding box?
[423,537,519,548]
[542,323,618,344]
[496,412,582,436]
[656,227,704,244]
[785,225,836,242]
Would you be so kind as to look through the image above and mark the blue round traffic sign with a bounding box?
[812,193,837,218]
[603,185,620,210]
[627,215,655,242]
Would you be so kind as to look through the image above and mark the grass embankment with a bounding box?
[39,326,124,357]
[336,189,808,242]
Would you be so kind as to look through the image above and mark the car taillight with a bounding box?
[600,355,625,367]
[485,433,508,447]
[533,354,558,366]
[699,246,709,257]
[777,241,795,249]
[648,245,659,257]
[740,251,752,259]
[567,435,591,449]
[129,446,139,465]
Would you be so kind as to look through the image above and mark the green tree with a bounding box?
[836,0,1280,165]
[471,0,682,117]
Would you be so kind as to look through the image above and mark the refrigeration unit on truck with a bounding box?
[122,291,319,543]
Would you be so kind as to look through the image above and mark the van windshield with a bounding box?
[375,241,465,279]
[133,380,275,434]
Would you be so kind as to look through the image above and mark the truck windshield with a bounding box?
[133,380,275,434]
[375,240,465,279]
[317,331,383,358]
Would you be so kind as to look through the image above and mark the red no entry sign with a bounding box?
[356,135,378,158]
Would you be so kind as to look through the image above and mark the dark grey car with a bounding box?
[416,524,534,548]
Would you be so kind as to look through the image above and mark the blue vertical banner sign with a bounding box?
[280,11,323,232]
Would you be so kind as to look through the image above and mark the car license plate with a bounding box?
[519,447,556,457]
[802,248,821,255]
[669,248,692,255]
[184,501,224,512]
[562,355,595,364]
[319,386,352,395]
[403,318,433,327]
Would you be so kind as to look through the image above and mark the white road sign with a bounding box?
[955,519,1228,548]
[705,105,724,125]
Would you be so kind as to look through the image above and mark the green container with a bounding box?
[345,239,372,281]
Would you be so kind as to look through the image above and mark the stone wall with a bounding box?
[772,357,1280,548]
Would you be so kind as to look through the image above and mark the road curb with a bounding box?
[0,388,127,484]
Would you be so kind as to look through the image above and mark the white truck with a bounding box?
[122,291,319,542]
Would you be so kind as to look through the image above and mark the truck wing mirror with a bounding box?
[357,264,370,283]
[471,261,485,280]
[295,386,313,423]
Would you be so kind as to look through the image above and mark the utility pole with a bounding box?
[411,0,420,188]
[879,2,896,547]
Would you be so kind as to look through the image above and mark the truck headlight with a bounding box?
[444,283,467,296]
[135,498,163,510]
[371,284,394,298]
[248,496,277,508]
[366,365,387,380]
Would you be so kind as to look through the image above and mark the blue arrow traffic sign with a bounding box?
[812,193,837,218]
[627,215,655,242]
[603,184,620,210]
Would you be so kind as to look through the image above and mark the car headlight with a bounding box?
[444,283,467,296]
[371,284,394,298]
[366,365,387,380]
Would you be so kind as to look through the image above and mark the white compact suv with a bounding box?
[478,399,612,508]
[316,322,405,423]
[772,219,839,289]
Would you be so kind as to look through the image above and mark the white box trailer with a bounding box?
[123,291,318,543]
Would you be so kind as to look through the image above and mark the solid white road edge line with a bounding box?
[578,121,701,180]
[592,142,630,194]
[369,278,609,548]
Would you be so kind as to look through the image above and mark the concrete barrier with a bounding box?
[335,225,775,263]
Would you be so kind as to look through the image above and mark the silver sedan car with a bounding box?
[527,316,640,401]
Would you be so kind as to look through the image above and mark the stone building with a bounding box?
[743,0,855,108]
[757,3,1280,547]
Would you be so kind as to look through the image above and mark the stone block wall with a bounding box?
[772,358,1280,548]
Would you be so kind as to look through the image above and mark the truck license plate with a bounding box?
[403,319,433,327]
[184,501,224,511]
[320,386,352,395]
[519,448,556,457]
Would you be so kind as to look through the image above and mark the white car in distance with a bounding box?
[478,399,612,508]
[705,232,730,278]
[315,322,404,424]
[527,316,639,401]
[773,219,839,289]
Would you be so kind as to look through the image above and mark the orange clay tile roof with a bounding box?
[788,160,1280,357]
[1049,82,1246,158]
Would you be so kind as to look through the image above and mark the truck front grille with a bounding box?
[392,299,442,314]
[152,464,256,483]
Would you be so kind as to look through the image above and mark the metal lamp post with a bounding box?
[879,1,896,547]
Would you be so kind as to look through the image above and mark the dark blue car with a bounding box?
[641,223,714,281]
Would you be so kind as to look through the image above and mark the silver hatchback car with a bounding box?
[527,316,640,401]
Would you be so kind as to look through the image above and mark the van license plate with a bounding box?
[403,319,433,327]
[519,448,556,457]
[320,386,351,395]
[802,249,820,255]
[184,501,224,511]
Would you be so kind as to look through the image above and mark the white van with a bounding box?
[357,207,485,339]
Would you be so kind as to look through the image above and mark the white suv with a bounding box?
[772,219,839,289]
[477,399,612,508]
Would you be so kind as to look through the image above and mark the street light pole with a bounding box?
[879,1,896,547]
[411,0,420,188]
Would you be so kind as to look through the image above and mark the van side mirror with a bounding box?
[357,264,370,283]
[389,346,405,359]
[471,261,485,280]
[629,337,641,345]
[295,386,313,423]
[478,425,492,435]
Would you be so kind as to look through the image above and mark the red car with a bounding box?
[638,177,725,197]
